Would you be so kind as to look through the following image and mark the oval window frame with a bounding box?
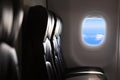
[80,14,107,48]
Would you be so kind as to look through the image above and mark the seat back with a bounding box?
[43,11,59,80]
[51,14,65,79]
[43,11,65,80]
[21,5,49,80]
[0,0,23,80]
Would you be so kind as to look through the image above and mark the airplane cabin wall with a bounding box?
[23,0,46,8]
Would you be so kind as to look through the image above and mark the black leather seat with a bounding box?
[0,0,23,80]
[43,38,56,80]
[43,11,66,80]
[22,5,50,80]
[50,14,65,80]
[43,11,58,80]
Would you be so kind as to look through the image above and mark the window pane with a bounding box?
[82,17,106,46]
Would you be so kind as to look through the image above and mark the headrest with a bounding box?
[23,5,48,43]
[0,0,23,46]
[10,9,23,46]
[47,12,55,40]
[54,17,62,37]
[43,12,55,41]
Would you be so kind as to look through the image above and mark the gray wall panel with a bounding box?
[23,0,46,7]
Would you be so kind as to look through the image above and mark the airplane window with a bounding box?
[82,17,106,47]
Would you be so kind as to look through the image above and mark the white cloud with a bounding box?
[96,34,104,40]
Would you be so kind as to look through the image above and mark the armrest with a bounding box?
[65,67,106,79]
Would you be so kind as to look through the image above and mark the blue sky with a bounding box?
[82,17,106,46]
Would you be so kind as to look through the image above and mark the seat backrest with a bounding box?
[22,5,50,80]
[53,16,63,62]
[51,15,64,70]
[43,38,56,80]
[0,0,23,80]
[46,12,65,80]
[43,11,55,63]
[43,11,59,80]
